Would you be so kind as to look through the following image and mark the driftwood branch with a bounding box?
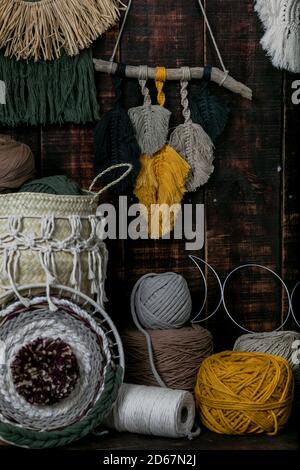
[93,58,253,100]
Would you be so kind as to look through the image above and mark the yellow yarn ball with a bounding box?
[195,351,294,435]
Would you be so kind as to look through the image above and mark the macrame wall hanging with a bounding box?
[93,0,252,237]
[0,0,123,125]
[0,0,122,62]
[133,67,190,238]
[255,0,300,73]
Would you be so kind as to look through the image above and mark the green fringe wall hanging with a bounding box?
[0,48,100,126]
[0,0,121,62]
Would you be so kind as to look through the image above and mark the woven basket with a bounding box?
[0,284,124,448]
[0,164,132,308]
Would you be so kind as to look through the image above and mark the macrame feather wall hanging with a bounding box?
[93,0,252,237]
[0,0,123,125]
[255,0,300,73]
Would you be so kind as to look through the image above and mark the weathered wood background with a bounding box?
[1,0,299,348]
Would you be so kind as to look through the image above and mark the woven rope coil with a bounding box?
[0,289,124,448]
[195,351,294,435]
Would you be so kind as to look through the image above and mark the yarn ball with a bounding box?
[195,351,294,435]
[11,338,79,406]
[132,272,192,329]
[0,135,35,193]
[234,330,300,407]
[121,325,213,392]
[19,175,82,195]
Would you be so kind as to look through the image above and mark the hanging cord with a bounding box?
[138,65,151,106]
[155,67,167,107]
[106,0,231,90]
[130,274,166,388]
[110,0,133,63]
[197,0,229,84]
[180,66,192,124]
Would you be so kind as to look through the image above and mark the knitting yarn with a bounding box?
[234,330,300,406]
[122,325,213,392]
[195,351,293,435]
[19,175,82,195]
[0,287,124,448]
[104,383,198,438]
[131,272,192,329]
[128,66,171,156]
[170,67,215,192]
[0,135,35,192]
[255,0,300,73]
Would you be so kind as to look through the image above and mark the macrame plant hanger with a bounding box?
[94,0,252,101]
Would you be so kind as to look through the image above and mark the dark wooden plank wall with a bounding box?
[1,0,299,348]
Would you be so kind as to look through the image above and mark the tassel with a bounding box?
[0,0,121,62]
[0,49,99,126]
[170,67,214,192]
[189,66,230,143]
[94,63,141,192]
[134,145,190,239]
[128,66,171,156]
[255,0,300,73]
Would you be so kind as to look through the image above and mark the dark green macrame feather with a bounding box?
[94,65,140,193]
[189,66,230,143]
[0,48,100,126]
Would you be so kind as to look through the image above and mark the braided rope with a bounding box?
[155,67,167,107]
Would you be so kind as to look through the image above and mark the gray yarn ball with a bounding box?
[132,272,192,330]
[234,330,300,406]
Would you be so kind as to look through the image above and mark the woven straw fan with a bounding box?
[0,0,122,61]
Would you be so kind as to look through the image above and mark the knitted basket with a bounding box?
[0,285,124,449]
[0,164,132,309]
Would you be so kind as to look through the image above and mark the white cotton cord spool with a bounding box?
[104,383,199,438]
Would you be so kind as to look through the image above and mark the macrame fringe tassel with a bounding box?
[170,67,215,192]
[0,0,121,61]
[134,145,190,238]
[0,49,100,126]
[255,0,300,73]
[94,67,140,192]
[170,123,214,192]
[189,66,230,143]
[255,0,275,28]
[260,23,300,73]
[129,105,171,156]
[129,66,171,156]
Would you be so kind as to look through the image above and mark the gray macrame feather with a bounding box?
[128,71,171,156]
[169,67,214,192]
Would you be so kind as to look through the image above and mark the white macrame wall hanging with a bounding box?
[255,0,300,73]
